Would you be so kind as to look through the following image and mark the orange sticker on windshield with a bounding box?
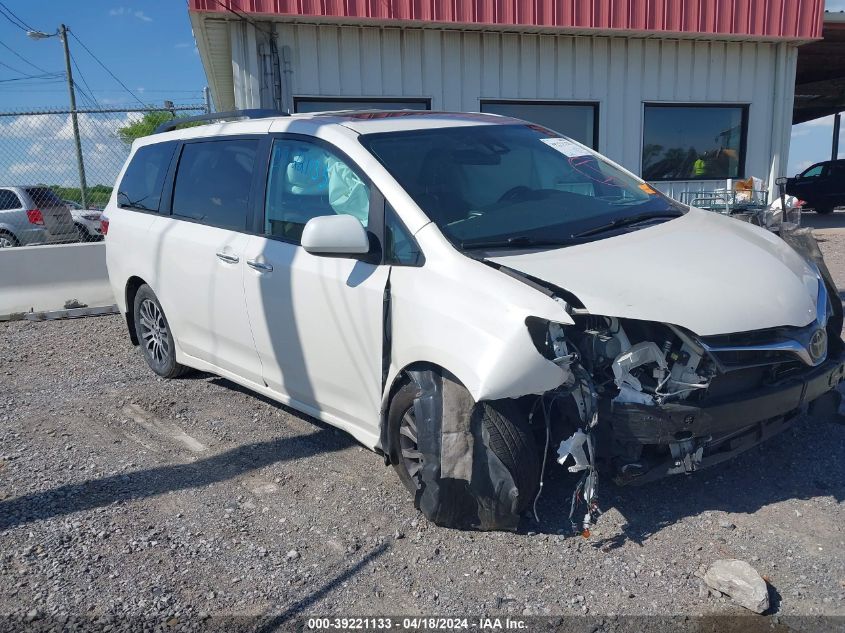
[639,183,657,194]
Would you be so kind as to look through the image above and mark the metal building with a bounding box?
[188,1,827,195]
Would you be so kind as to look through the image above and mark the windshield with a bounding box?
[360,124,686,248]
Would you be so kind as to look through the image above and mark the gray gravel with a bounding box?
[1,214,845,626]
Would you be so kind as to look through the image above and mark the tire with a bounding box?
[814,205,835,215]
[387,381,540,513]
[0,231,19,248]
[132,284,189,379]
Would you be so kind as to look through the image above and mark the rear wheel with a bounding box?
[387,381,540,513]
[0,231,19,248]
[132,285,189,379]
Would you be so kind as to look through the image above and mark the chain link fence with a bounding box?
[0,106,206,248]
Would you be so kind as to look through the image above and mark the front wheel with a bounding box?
[387,381,540,513]
[814,205,835,215]
[132,285,189,379]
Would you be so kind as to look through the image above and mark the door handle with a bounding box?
[246,259,273,272]
[216,252,239,264]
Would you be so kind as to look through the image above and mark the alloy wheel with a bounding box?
[398,407,423,488]
[138,298,171,365]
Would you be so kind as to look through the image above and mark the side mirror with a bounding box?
[301,214,370,256]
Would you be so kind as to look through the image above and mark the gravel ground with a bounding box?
[1,214,845,629]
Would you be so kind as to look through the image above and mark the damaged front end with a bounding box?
[526,278,845,500]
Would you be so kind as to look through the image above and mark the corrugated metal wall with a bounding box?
[190,0,825,41]
[262,23,797,193]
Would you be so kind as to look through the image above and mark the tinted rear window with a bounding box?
[25,187,63,207]
[0,189,21,210]
[171,139,258,231]
[117,141,176,212]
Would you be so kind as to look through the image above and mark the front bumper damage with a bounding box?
[607,352,845,485]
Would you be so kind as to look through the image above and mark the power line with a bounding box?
[0,60,52,78]
[70,50,100,108]
[0,73,63,84]
[0,1,35,31]
[0,4,29,32]
[0,39,51,74]
[68,31,146,107]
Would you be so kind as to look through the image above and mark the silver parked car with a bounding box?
[0,186,77,248]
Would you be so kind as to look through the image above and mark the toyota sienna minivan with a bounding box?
[104,110,844,531]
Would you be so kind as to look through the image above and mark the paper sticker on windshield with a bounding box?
[540,137,589,158]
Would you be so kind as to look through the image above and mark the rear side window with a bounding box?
[117,141,176,212]
[171,139,258,231]
[25,187,63,208]
[0,189,21,210]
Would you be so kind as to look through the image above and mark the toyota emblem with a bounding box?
[808,328,827,362]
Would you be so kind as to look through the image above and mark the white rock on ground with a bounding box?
[704,559,770,614]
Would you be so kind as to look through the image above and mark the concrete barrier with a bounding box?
[0,242,115,319]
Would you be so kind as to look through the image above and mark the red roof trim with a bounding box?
[190,1,824,40]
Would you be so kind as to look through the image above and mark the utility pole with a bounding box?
[59,24,88,209]
[203,86,213,114]
[832,112,841,162]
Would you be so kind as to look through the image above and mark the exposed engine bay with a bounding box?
[523,268,844,535]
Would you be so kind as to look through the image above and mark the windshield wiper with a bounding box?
[571,211,683,238]
[460,235,577,250]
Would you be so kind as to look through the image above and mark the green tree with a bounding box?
[117,111,199,145]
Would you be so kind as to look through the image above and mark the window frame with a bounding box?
[479,99,600,150]
[256,133,386,263]
[293,96,431,113]
[117,141,179,214]
[0,188,22,211]
[641,102,750,182]
[160,135,271,233]
[384,202,425,268]
[799,162,827,178]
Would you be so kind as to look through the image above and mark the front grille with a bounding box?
[699,320,825,370]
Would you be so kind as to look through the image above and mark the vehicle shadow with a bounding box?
[530,413,844,547]
[254,543,390,631]
[0,427,355,533]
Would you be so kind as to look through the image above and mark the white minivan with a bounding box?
[105,110,844,531]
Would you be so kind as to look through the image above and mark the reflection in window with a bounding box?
[642,105,747,181]
[800,164,824,178]
[265,140,370,243]
[480,101,597,148]
[171,140,258,230]
[385,203,423,266]
[117,142,176,212]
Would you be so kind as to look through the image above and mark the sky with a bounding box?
[0,1,207,189]
[0,0,206,111]
[0,1,843,187]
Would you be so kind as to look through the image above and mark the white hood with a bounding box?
[489,209,820,336]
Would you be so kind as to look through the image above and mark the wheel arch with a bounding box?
[124,275,147,346]
[378,360,474,459]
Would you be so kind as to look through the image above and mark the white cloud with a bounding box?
[109,7,153,22]
[0,111,146,186]
[174,42,191,48]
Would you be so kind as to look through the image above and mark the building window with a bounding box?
[642,104,748,181]
[293,97,430,113]
[480,100,598,149]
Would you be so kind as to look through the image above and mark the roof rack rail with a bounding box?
[153,109,287,134]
